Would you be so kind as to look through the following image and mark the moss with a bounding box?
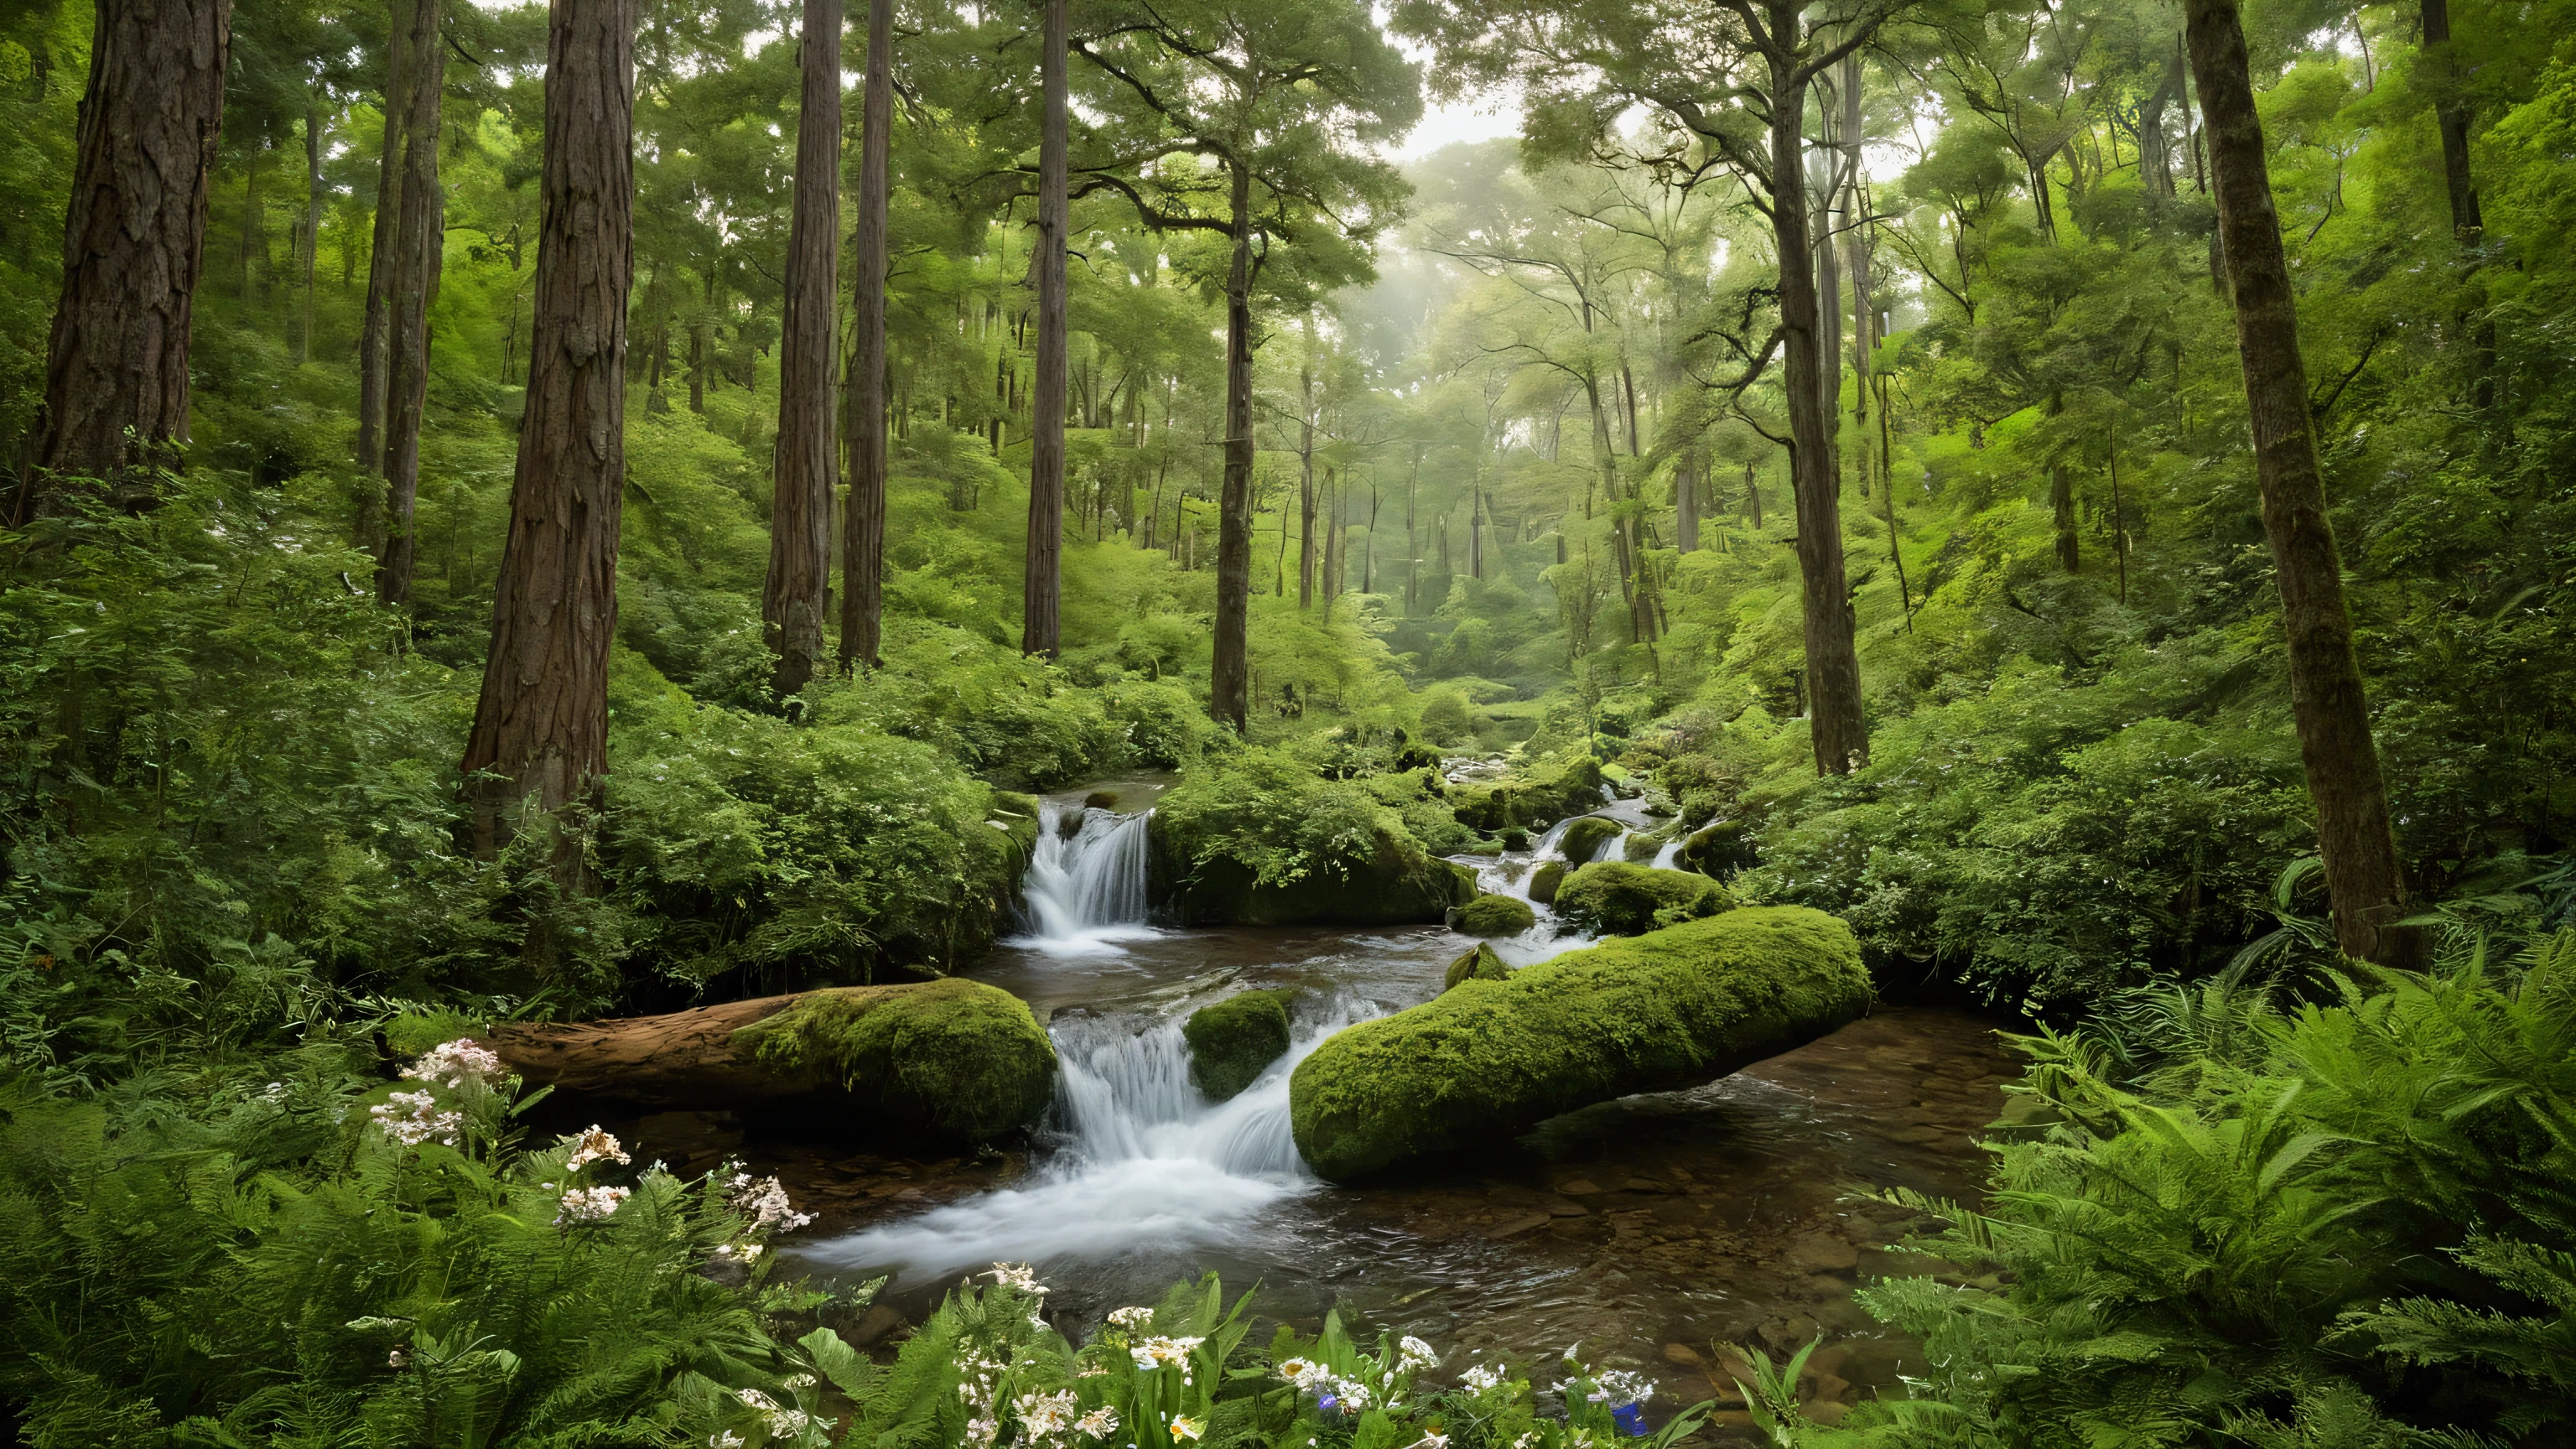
[1442,942,1510,991]
[1528,860,1567,905]
[1680,818,1759,879]
[1183,989,1296,1101]
[1448,755,1605,832]
[733,978,1057,1140]
[1289,906,1872,1180]
[1553,862,1733,936]
[384,1008,488,1059]
[1556,816,1623,866]
[1152,817,1476,927]
[1453,893,1537,937]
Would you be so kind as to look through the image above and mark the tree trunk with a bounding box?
[1297,338,1317,608]
[1021,0,1068,660]
[762,0,839,699]
[356,3,409,478]
[2184,0,2415,967]
[377,0,444,607]
[1208,159,1255,732]
[839,0,893,671]
[13,0,233,525]
[295,97,322,366]
[460,0,636,882]
[1744,460,1762,528]
[1675,449,1699,553]
[2419,0,2481,244]
[1769,37,1869,775]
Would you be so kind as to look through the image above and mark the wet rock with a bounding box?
[1452,893,1537,937]
[1083,791,1119,809]
[845,1302,911,1348]
[1552,862,1733,937]
[1183,989,1294,1102]
[1781,1233,1860,1274]
[1444,943,1512,991]
[1624,1176,1675,1193]
[1290,909,1874,1180]
[1802,1400,1852,1426]
[1556,816,1623,866]
[1150,815,1475,927]
[1486,1213,1554,1240]
[1661,1343,1703,1367]
[1528,860,1567,905]
[1559,1177,1604,1196]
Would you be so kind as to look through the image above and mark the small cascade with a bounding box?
[1595,828,1633,865]
[1651,840,1684,870]
[1014,802,1155,955]
[803,1000,1371,1283]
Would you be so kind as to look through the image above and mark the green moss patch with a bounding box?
[1556,816,1623,865]
[1528,860,1567,905]
[1553,862,1733,936]
[1453,893,1537,937]
[1289,907,1872,1180]
[1442,943,1511,991]
[1183,989,1297,1101]
[733,978,1057,1140]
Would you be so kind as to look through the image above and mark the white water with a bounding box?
[1011,802,1156,955]
[803,1001,1373,1284]
[1595,828,1633,865]
[1651,841,1683,870]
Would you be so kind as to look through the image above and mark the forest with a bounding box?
[3,0,2574,1441]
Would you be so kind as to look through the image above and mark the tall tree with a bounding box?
[356,0,409,476]
[2182,0,2415,967]
[376,0,444,605]
[11,0,235,525]
[839,0,893,672]
[1021,0,1070,659]
[460,0,636,875]
[763,0,840,697]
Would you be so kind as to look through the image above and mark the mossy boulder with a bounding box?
[1183,989,1296,1101]
[1680,818,1759,879]
[1556,816,1623,866]
[1442,943,1510,991]
[1288,906,1872,1180]
[1452,893,1537,937]
[1527,860,1567,905]
[1449,756,1606,832]
[1553,862,1733,936]
[1151,818,1476,927]
[733,979,1058,1140]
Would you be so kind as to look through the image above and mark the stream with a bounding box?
[753,778,2016,1429]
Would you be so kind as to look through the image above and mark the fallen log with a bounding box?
[484,977,1057,1141]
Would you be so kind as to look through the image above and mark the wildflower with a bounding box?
[965,1417,1000,1448]
[735,1389,781,1412]
[1277,1357,1331,1391]
[988,1262,1050,1295]
[1398,1336,1438,1374]
[1015,1389,1081,1438]
[1405,1433,1448,1449]
[387,1348,409,1370]
[725,1173,816,1234]
[1611,1404,1648,1437]
[1076,1407,1119,1439]
[563,1125,631,1170]
[555,1184,630,1224]
[1106,1306,1154,1331]
[1596,1370,1654,1407]
[766,1409,813,1437]
[369,1088,463,1147]
[407,1039,506,1090]
[710,1435,744,1449]
[1459,1363,1505,1393]
[784,1374,817,1389]
[1168,1415,1205,1441]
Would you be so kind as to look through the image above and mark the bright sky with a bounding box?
[1392,87,1521,160]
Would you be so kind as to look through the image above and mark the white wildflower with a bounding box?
[1460,1363,1506,1393]
[1015,1389,1081,1439]
[783,1374,817,1389]
[988,1262,1050,1295]
[1405,1433,1448,1449]
[710,1434,744,1449]
[387,1347,409,1370]
[1398,1336,1438,1374]
[1106,1306,1154,1331]
[1277,1357,1331,1391]
[407,1039,506,1090]
[1596,1370,1654,1406]
[735,1389,780,1412]
[562,1125,631,1170]
[964,1417,1000,1448]
[1168,1415,1205,1442]
[369,1089,463,1147]
[1075,1407,1119,1438]
[725,1174,816,1234]
[764,1409,812,1437]
[554,1184,630,1225]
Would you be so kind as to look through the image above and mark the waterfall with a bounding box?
[1651,841,1683,870]
[1596,828,1633,865]
[1014,802,1155,954]
[802,1001,1371,1284]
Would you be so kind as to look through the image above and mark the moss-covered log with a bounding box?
[1553,862,1732,935]
[1288,907,1872,1180]
[484,978,1056,1141]
[1183,989,1295,1101]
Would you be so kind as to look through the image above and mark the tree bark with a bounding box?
[2418,0,2481,244]
[763,0,839,699]
[295,97,322,366]
[1021,0,1069,659]
[1208,159,1256,731]
[13,0,233,524]
[461,0,636,881]
[1675,449,1699,553]
[2184,0,2415,967]
[377,0,445,606]
[839,0,893,671]
[356,3,409,479]
[1769,35,1869,776]
[1297,342,1317,608]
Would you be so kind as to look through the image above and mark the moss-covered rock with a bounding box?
[1288,906,1872,1180]
[1151,818,1476,927]
[1527,860,1567,905]
[1448,756,1606,833]
[1553,862,1732,936]
[1680,818,1759,879]
[732,978,1057,1140]
[1556,816,1623,866]
[1442,942,1510,991]
[1183,989,1296,1101]
[1452,893,1537,937]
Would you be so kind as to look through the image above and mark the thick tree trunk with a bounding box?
[356,6,409,479]
[763,0,839,699]
[1021,0,1069,659]
[2184,0,2415,966]
[1769,42,1868,775]
[839,0,893,671]
[1297,350,1317,609]
[2419,0,2481,244]
[295,98,322,366]
[1675,450,1699,553]
[461,0,635,880]
[13,0,232,525]
[1208,160,1255,732]
[2048,392,2077,574]
[377,0,444,606]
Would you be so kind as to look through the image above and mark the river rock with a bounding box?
[1183,989,1294,1101]
[485,978,1056,1143]
[1447,755,1606,832]
[1444,942,1511,991]
[1452,893,1537,937]
[1150,817,1475,927]
[1552,862,1733,936]
[1556,816,1623,867]
[1288,908,1872,1181]
[1528,860,1567,905]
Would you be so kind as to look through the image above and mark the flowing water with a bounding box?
[763,782,2012,1428]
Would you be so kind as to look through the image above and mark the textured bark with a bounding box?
[763,0,839,698]
[1770,42,1868,776]
[2184,0,2415,967]
[1208,161,1255,731]
[14,0,232,524]
[1297,346,1317,608]
[1675,450,1699,553]
[2419,0,2482,244]
[461,0,636,876]
[356,4,410,477]
[295,99,322,366]
[1021,0,1069,659]
[839,0,893,672]
[377,0,444,606]
[486,993,819,1106]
